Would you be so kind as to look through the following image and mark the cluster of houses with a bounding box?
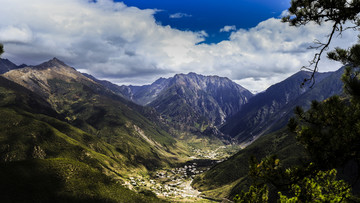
[122,146,238,200]
[125,162,206,198]
[190,146,227,159]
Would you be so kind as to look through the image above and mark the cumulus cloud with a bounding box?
[280,10,290,18]
[169,12,192,19]
[0,0,357,93]
[0,0,205,75]
[220,25,236,32]
[0,25,33,44]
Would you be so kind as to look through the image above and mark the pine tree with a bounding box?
[283,0,360,85]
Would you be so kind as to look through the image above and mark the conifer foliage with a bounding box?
[283,0,360,86]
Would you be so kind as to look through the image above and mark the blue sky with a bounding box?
[0,0,354,92]
[118,0,290,43]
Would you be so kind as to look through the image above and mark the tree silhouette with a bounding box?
[0,44,3,57]
[282,0,360,86]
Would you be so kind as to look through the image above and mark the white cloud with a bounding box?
[220,25,236,32]
[169,12,192,19]
[0,0,205,74]
[0,0,357,93]
[0,25,33,44]
[280,10,290,18]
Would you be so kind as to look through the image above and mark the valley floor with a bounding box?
[124,144,241,202]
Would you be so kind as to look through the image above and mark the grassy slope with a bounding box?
[0,76,165,202]
[192,128,308,199]
[46,78,189,170]
[3,61,191,171]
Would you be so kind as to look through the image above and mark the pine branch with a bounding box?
[302,21,339,88]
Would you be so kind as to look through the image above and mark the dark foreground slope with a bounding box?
[0,76,164,202]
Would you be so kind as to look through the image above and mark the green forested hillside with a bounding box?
[2,59,189,171]
[0,76,165,202]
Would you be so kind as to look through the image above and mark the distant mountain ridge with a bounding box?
[149,73,253,127]
[3,57,344,146]
[0,58,21,74]
[84,72,254,143]
[221,68,344,143]
[91,72,253,130]
[85,67,345,145]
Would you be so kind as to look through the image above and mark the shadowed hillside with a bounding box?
[221,69,343,143]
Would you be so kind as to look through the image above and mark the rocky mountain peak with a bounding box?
[2,58,96,98]
[152,77,168,85]
[34,57,68,70]
[84,70,253,131]
[170,72,250,95]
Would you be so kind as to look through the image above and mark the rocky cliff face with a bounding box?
[148,73,253,127]
[89,72,253,135]
[113,72,253,128]
[89,72,252,141]
[128,77,172,106]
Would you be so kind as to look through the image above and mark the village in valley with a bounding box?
[123,145,238,200]
[126,162,204,199]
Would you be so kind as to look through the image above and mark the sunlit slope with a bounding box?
[2,58,187,170]
[0,76,165,202]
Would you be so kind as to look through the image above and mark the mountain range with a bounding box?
[221,69,344,143]
[1,57,345,146]
[192,68,347,200]
[0,57,347,201]
[87,65,344,145]
[85,72,253,141]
